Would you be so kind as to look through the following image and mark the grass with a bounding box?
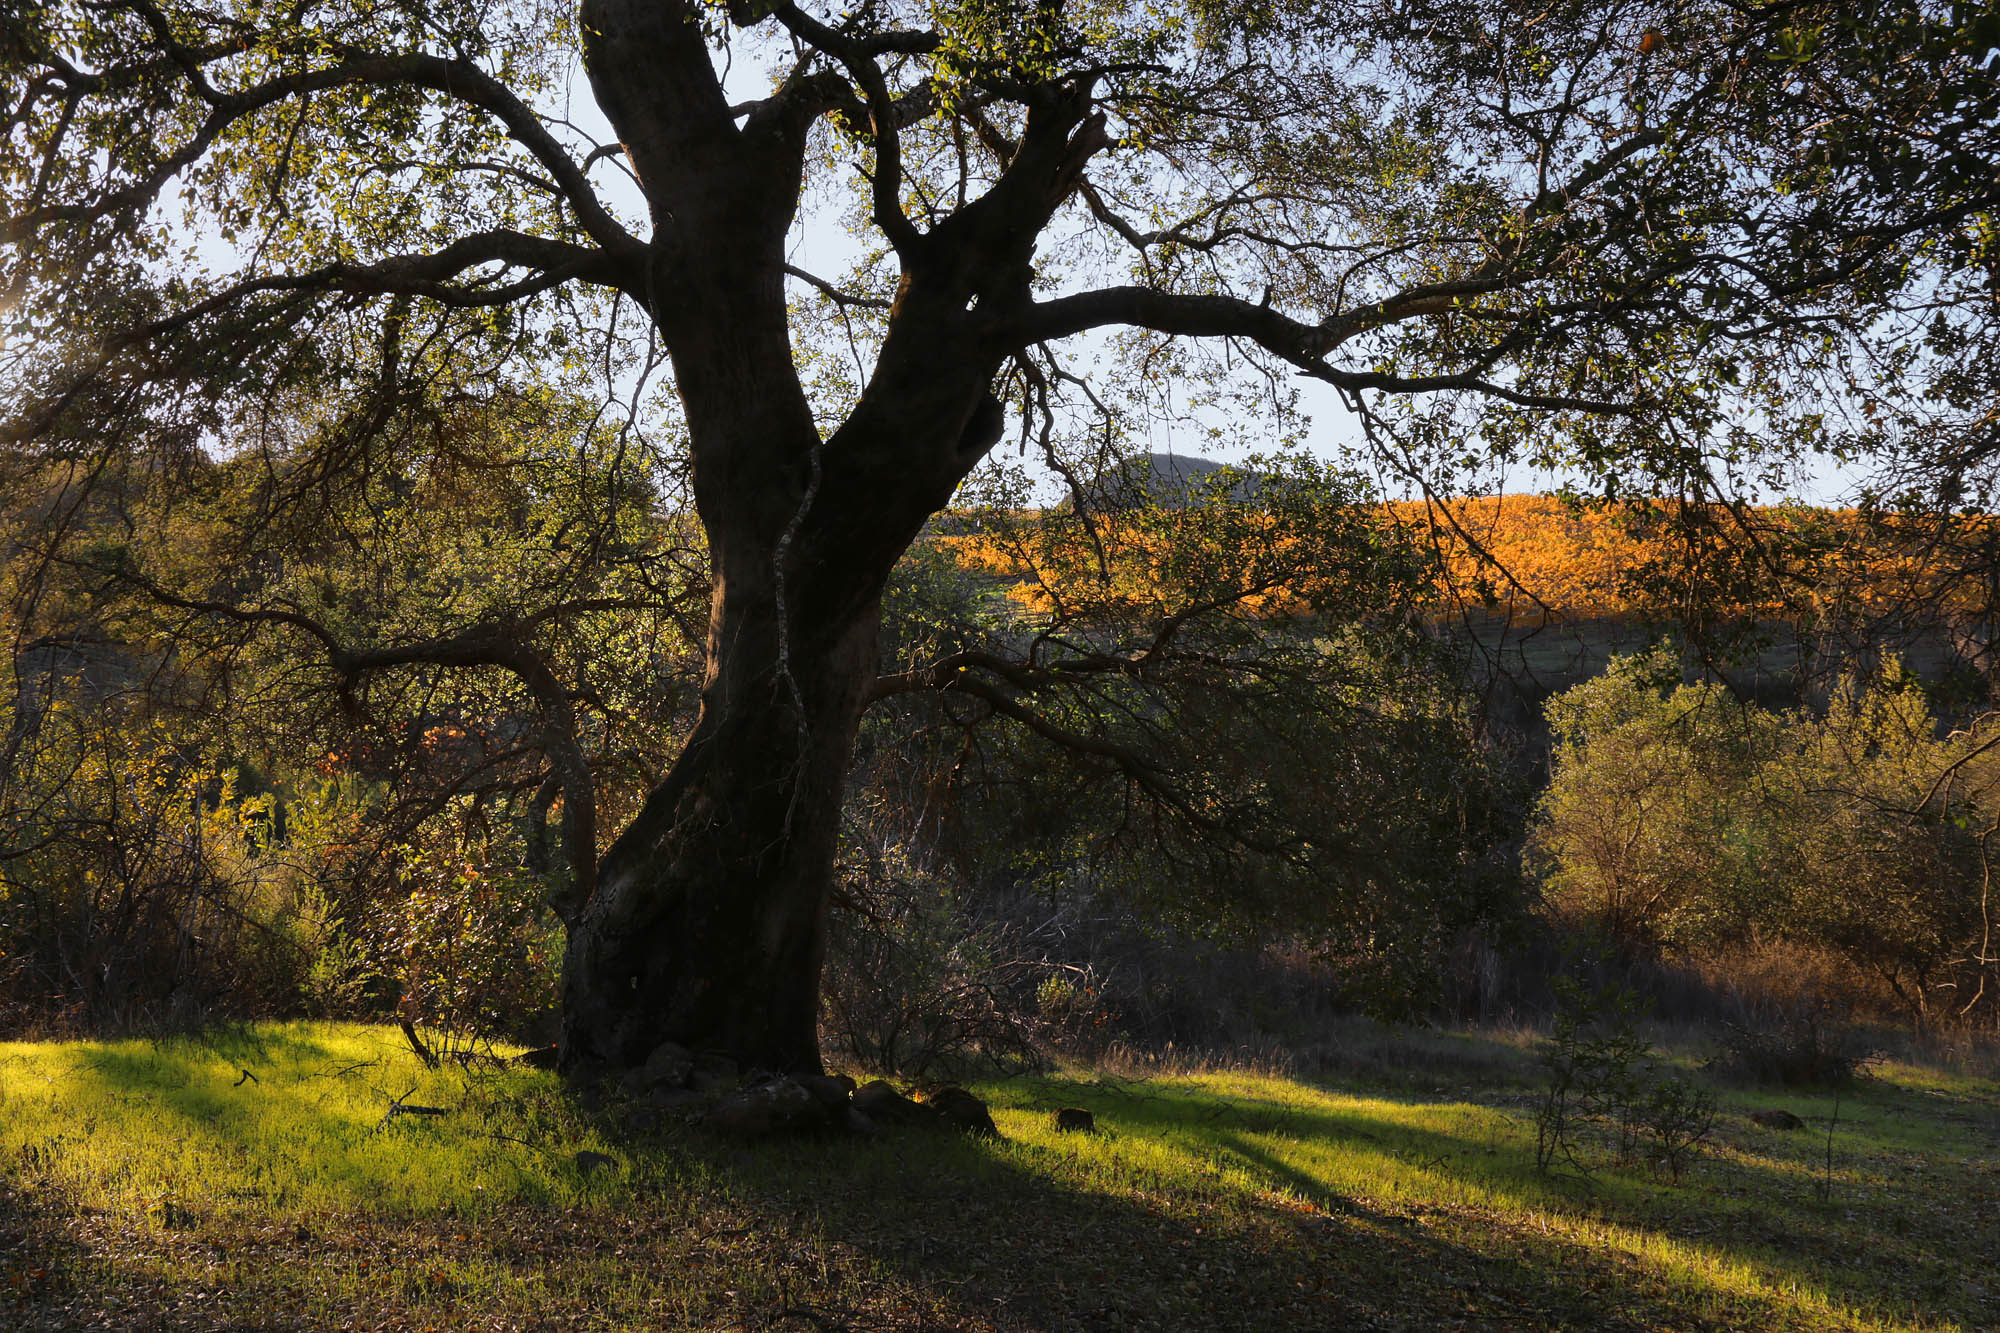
[1,1021,1996,1330]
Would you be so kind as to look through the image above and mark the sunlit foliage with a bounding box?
[1535,650,2000,1020]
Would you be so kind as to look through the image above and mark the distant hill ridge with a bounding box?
[1076,452,1261,509]
[941,465,1999,720]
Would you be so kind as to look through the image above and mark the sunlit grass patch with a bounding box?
[1863,1051,2000,1100]
[0,1023,614,1219]
[968,1056,1996,1331]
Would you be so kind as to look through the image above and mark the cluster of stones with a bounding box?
[608,1041,1000,1140]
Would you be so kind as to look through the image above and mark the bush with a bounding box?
[379,843,563,1049]
[1533,651,2000,1025]
[1535,970,1651,1175]
[0,703,384,1032]
[1639,1076,1717,1184]
[821,847,1043,1077]
[1531,650,1778,950]
[1535,955,1717,1183]
[1710,1003,1871,1088]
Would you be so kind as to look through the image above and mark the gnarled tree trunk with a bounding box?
[558,400,997,1075]
[559,574,879,1074]
[553,256,1004,1073]
[555,0,1090,1076]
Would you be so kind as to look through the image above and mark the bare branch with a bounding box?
[784,263,892,310]
[769,1,923,254]
[1010,286,1640,414]
[57,559,608,917]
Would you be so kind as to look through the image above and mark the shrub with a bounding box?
[1534,652,2000,1025]
[1710,1004,1871,1088]
[0,704,383,1032]
[379,843,563,1049]
[1531,649,1778,950]
[1535,953,1718,1183]
[821,847,1043,1077]
[1639,1076,1717,1184]
[1535,970,1651,1176]
[1034,969,1113,1040]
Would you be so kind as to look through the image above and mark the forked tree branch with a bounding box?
[6,38,643,260]
[769,1,926,254]
[69,560,613,920]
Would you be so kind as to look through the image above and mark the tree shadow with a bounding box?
[1021,1072,1996,1324]
[0,1172,86,1327]
[660,1095,1792,1331]
[681,1069,1984,1332]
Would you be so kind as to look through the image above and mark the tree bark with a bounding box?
[560,345,1012,1068]
[559,376,1002,1070]
[559,579,875,1074]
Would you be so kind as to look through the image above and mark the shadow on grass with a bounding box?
[649,1086,1821,1332]
[967,1072,1992,1329]
[1,1174,81,1319]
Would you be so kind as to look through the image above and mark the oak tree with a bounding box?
[4,0,1994,1072]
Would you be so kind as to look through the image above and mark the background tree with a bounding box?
[1533,649,1782,950]
[0,350,704,1029]
[4,0,1995,1072]
[1533,652,2000,1021]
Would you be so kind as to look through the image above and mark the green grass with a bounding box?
[0,1024,617,1217]
[2,1022,1995,1330]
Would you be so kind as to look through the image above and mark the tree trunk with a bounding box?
[559,0,1017,1075]
[558,389,996,1076]
[559,532,882,1074]
[556,367,1005,1074]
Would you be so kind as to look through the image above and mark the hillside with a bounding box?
[944,468,2000,713]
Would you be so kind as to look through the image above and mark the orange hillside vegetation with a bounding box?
[1399,496,2000,622]
[938,496,2000,624]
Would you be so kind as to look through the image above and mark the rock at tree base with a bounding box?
[691,1076,1001,1141]
[1751,1109,1807,1130]
[512,1046,560,1070]
[925,1087,999,1138]
[689,1068,738,1095]
[707,1079,833,1138]
[796,1073,857,1111]
[623,1041,696,1095]
[1053,1107,1096,1133]
[852,1080,932,1127]
[693,1052,740,1081]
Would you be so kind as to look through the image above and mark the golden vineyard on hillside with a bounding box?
[937,493,2000,625]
